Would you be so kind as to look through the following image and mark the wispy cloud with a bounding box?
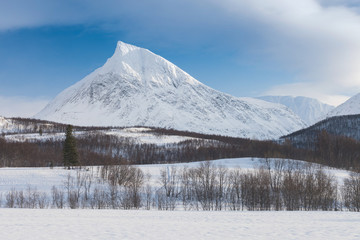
[0,96,49,118]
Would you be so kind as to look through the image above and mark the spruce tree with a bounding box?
[63,125,79,169]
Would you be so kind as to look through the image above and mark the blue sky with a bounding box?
[1,0,360,117]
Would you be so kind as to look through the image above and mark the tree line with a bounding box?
[1,128,360,171]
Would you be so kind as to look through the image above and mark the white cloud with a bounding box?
[0,96,49,118]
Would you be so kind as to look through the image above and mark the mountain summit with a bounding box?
[35,41,305,139]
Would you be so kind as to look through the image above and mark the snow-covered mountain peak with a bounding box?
[114,41,140,56]
[35,41,306,139]
[99,41,198,88]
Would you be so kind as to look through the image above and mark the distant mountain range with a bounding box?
[257,96,334,125]
[34,41,305,139]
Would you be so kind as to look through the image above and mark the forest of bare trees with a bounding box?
[1,129,360,172]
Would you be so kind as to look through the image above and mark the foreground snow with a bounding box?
[0,158,357,239]
[0,209,359,240]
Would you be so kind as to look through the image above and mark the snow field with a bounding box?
[103,128,196,144]
[4,127,195,145]
[0,209,359,240]
[0,158,351,195]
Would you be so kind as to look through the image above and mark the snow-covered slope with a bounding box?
[35,41,306,139]
[0,116,61,134]
[0,116,26,134]
[0,116,14,133]
[326,93,360,118]
[258,96,334,125]
[5,127,196,145]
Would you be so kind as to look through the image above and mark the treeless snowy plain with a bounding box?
[0,209,359,240]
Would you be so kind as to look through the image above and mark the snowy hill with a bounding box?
[35,41,306,139]
[326,93,360,118]
[258,96,334,125]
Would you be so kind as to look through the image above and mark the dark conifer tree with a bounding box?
[63,125,79,169]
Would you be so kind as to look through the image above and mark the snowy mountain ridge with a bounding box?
[257,96,334,125]
[35,41,306,139]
